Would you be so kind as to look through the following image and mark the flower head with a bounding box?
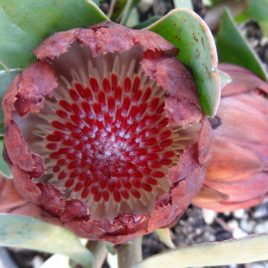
[193,64,268,212]
[3,22,211,243]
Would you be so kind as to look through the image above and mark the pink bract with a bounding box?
[193,64,268,212]
[3,22,212,243]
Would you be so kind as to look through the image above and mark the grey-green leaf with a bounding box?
[0,214,93,268]
[148,8,221,116]
[0,68,21,135]
[134,234,268,268]
[0,139,11,178]
[0,0,108,70]
[236,0,268,23]
[216,9,267,80]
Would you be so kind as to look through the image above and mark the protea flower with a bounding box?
[3,22,212,243]
[193,64,268,212]
[0,174,40,216]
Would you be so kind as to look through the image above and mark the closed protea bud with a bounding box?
[193,64,268,212]
[3,22,212,243]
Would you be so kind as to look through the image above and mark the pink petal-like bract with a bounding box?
[193,64,268,212]
[3,22,211,243]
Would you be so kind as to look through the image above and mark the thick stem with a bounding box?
[118,237,143,268]
[87,241,107,268]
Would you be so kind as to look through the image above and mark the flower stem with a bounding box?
[118,237,143,268]
[87,241,107,268]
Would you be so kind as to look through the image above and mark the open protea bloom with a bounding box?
[3,22,212,243]
[193,64,268,212]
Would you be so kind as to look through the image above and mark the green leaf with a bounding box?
[0,68,21,135]
[260,21,268,36]
[174,0,193,9]
[0,139,11,178]
[155,228,175,249]
[0,214,93,268]
[0,0,108,70]
[216,9,267,80]
[126,7,139,27]
[110,0,127,20]
[133,16,161,29]
[236,0,268,23]
[120,0,140,25]
[0,69,19,177]
[134,234,268,268]
[148,8,221,116]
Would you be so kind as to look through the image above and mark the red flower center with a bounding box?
[32,54,187,218]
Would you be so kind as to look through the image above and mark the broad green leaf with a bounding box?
[148,8,221,116]
[0,0,108,70]
[236,0,268,23]
[0,68,21,135]
[134,234,268,268]
[174,0,193,9]
[0,214,93,268]
[155,228,175,249]
[0,139,11,178]
[216,9,267,80]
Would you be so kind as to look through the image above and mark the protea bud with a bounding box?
[3,22,212,243]
[193,64,268,212]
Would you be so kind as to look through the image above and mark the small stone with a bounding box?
[228,220,239,230]
[195,228,202,235]
[232,228,247,239]
[255,222,268,234]
[223,211,231,217]
[240,219,255,233]
[202,209,216,224]
[253,205,268,219]
[233,209,245,219]
[250,263,266,268]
